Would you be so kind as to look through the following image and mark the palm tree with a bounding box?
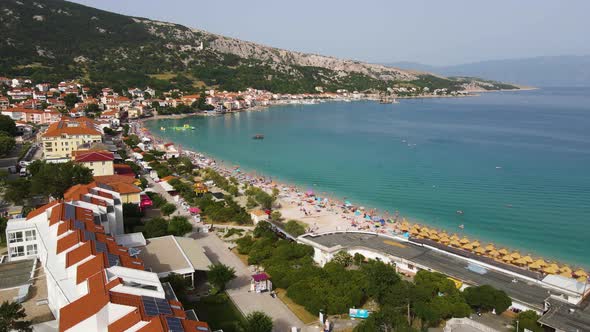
[0,301,32,332]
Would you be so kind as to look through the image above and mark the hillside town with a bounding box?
[0,77,588,332]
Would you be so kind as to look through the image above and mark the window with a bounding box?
[8,232,23,243]
[25,230,36,241]
[10,246,25,258]
[26,244,38,255]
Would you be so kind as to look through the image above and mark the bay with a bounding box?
[145,87,590,267]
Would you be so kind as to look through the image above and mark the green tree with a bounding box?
[513,310,543,332]
[0,132,16,156]
[143,217,168,238]
[28,161,93,198]
[353,253,365,266]
[0,115,17,136]
[270,210,282,222]
[207,263,236,292]
[166,273,190,299]
[362,260,401,304]
[3,179,32,205]
[85,103,101,114]
[283,220,306,237]
[123,203,143,233]
[332,251,353,267]
[167,216,192,236]
[243,311,273,332]
[63,93,80,108]
[0,217,8,244]
[0,301,32,332]
[160,203,177,216]
[463,285,512,314]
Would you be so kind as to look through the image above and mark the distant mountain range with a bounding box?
[386,55,590,87]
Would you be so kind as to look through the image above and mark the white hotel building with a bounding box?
[4,183,210,332]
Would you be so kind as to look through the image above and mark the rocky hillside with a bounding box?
[0,0,517,93]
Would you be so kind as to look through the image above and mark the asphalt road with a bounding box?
[307,232,562,310]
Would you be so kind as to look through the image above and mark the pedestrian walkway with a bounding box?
[193,232,304,332]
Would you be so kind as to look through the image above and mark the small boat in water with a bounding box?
[160,127,166,131]
[172,124,196,131]
[253,134,264,140]
[456,210,464,215]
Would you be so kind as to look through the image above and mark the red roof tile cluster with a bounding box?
[72,150,114,163]
[27,201,208,332]
[43,117,102,137]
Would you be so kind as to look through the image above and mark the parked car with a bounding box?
[18,160,31,167]
[19,167,28,177]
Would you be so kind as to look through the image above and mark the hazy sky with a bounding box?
[70,0,589,66]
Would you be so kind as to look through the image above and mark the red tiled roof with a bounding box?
[31,187,210,332]
[27,200,60,219]
[73,150,114,163]
[43,117,101,137]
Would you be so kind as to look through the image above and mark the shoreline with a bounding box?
[140,86,538,122]
[135,112,588,272]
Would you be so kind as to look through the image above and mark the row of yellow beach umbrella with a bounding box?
[402,222,588,281]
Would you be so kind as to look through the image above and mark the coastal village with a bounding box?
[0,77,589,332]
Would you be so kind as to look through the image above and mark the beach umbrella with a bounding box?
[514,257,528,265]
[560,265,572,274]
[421,226,430,234]
[532,259,547,268]
[462,242,474,250]
[419,230,430,238]
[429,233,440,241]
[460,237,470,244]
[450,234,460,241]
[502,255,514,262]
[410,228,420,235]
[400,224,409,231]
[577,276,588,283]
[498,248,509,256]
[485,243,496,252]
[574,269,588,278]
[439,232,449,238]
[450,240,461,247]
[559,271,573,278]
[474,246,486,255]
[439,237,450,244]
[510,252,521,260]
[543,264,559,274]
[487,250,500,258]
[522,255,534,264]
[470,241,480,248]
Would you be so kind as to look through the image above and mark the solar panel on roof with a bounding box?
[83,230,96,241]
[107,253,120,267]
[65,204,76,220]
[73,220,86,230]
[155,297,173,315]
[165,317,183,332]
[94,241,107,253]
[142,296,159,316]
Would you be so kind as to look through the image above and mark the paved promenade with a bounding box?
[192,232,304,332]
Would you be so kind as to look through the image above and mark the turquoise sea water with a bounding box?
[145,88,590,267]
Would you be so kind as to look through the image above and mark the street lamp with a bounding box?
[515,319,519,332]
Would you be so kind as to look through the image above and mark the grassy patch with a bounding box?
[185,293,244,332]
[275,288,317,324]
